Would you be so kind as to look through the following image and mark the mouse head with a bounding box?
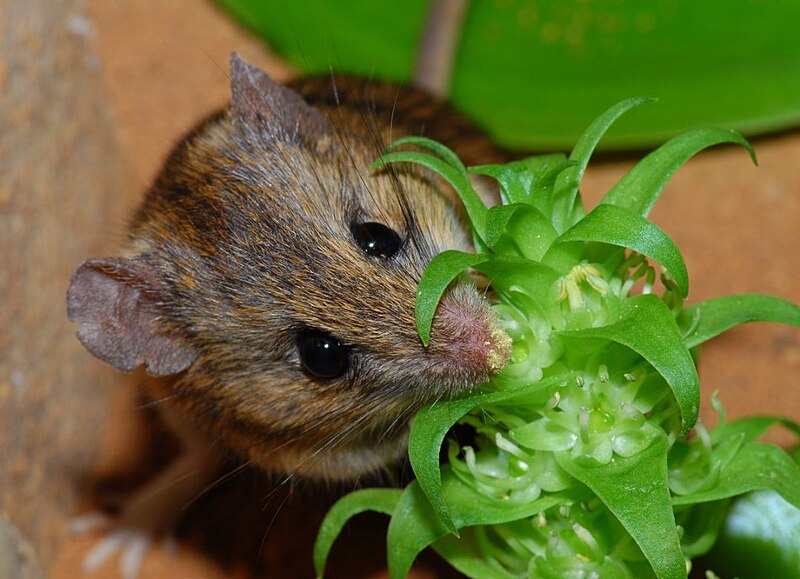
[68,54,510,480]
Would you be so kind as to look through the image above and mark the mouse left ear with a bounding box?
[229,52,327,144]
[67,257,196,376]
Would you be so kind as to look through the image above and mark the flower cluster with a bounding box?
[315,104,800,579]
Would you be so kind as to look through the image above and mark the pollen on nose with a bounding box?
[428,286,511,383]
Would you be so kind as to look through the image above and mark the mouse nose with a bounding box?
[426,284,511,389]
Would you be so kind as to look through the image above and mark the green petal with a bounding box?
[511,419,578,452]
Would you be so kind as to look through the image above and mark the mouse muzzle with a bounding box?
[423,283,511,394]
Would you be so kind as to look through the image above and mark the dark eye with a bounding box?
[297,329,349,379]
[350,221,402,259]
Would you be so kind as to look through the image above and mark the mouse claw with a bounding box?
[69,444,219,577]
[81,527,152,579]
[69,511,113,534]
[70,509,170,579]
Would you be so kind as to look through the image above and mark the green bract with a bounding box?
[314,104,800,578]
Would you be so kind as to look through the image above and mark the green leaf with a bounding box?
[484,204,557,260]
[386,470,584,579]
[672,442,800,509]
[501,208,560,261]
[552,98,655,232]
[677,294,800,349]
[476,257,563,300]
[470,154,573,214]
[709,415,800,447]
[313,488,402,578]
[385,481,450,579]
[675,500,731,559]
[559,294,700,436]
[407,392,488,534]
[408,376,567,532]
[485,204,529,248]
[374,140,489,243]
[551,203,689,297]
[556,435,686,579]
[415,250,490,346]
[387,135,467,172]
[601,128,756,216]
[431,532,519,579]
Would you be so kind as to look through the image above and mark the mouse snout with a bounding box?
[426,285,511,389]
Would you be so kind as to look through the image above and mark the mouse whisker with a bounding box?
[254,485,293,565]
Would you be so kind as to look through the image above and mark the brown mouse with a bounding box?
[66,54,510,574]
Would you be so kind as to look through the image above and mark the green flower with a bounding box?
[315,104,800,579]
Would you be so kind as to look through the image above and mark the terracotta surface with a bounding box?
[47,1,800,578]
[2,0,131,575]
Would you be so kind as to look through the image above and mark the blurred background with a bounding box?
[1,1,798,578]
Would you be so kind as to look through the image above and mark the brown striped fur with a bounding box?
[68,55,510,482]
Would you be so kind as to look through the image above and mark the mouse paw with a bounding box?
[83,528,152,579]
[70,511,168,579]
[69,443,219,578]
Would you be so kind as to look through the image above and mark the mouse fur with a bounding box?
[67,54,510,482]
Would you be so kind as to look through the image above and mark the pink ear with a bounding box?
[229,52,327,142]
[67,258,196,376]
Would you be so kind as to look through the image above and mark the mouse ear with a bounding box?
[67,258,196,376]
[229,52,327,143]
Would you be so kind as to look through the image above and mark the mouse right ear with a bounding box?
[67,258,196,376]
[229,52,327,144]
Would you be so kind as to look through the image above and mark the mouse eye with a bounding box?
[297,329,350,379]
[350,221,402,259]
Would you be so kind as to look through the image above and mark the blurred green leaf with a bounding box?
[215,0,800,150]
[704,490,800,579]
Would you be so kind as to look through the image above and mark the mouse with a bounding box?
[66,53,511,576]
